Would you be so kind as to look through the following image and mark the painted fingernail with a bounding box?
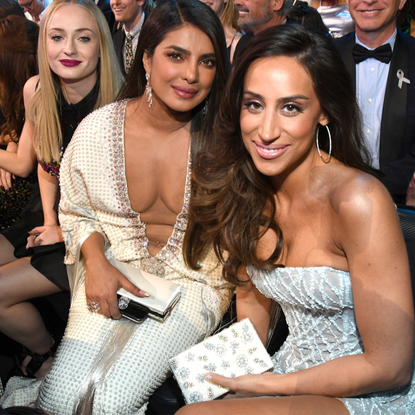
[140,290,150,297]
[204,373,212,381]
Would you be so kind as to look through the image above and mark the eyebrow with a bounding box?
[49,27,95,33]
[243,91,309,101]
[164,45,215,59]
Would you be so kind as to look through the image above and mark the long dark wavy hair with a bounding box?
[0,16,38,142]
[118,0,228,158]
[183,24,374,285]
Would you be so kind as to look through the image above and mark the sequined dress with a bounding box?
[317,3,354,38]
[248,265,415,415]
[0,100,234,414]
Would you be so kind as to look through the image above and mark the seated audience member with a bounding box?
[310,0,354,38]
[0,0,122,402]
[201,0,242,69]
[2,0,233,413]
[0,16,39,230]
[233,0,294,60]
[397,0,415,36]
[407,171,415,206]
[18,0,51,24]
[0,0,25,18]
[179,24,414,415]
[335,0,415,204]
[111,0,147,75]
[287,1,330,36]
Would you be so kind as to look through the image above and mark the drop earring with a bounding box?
[145,73,152,108]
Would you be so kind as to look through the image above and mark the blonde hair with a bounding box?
[31,0,123,162]
[220,0,241,33]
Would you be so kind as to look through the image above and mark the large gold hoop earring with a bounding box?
[316,124,332,163]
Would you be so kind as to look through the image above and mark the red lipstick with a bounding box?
[60,59,82,67]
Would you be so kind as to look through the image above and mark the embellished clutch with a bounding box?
[110,258,182,323]
[169,318,274,403]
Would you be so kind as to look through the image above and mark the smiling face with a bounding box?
[347,0,406,47]
[46,4,100,87]
[199,0,226,18]
[143,24,217,115]
[110,0,145,30]
[240,56,328,180]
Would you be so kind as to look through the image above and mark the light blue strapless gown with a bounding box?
[247,265,415,415]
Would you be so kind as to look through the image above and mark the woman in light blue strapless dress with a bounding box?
[179,24,415,415]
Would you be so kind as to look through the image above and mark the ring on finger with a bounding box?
[91,301,101,313]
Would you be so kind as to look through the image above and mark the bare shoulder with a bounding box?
[23,75,40,100]
[327,166,399,239]
[330,167,394,214]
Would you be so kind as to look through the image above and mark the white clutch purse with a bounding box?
[110,258,182,323]
[169,318,274,403]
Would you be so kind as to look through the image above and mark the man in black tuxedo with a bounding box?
[233,0,294,60]
[335,0,415,204]
[111,0,146,76]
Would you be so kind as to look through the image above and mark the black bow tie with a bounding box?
[352,43,393,64]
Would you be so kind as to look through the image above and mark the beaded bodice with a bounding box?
[247,266,363,371]
[109,100,191,274]
[60,101,229,289]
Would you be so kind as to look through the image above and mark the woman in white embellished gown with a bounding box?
[179,25,415,415]
[1,1,233,414]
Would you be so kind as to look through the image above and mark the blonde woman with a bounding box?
[0,0,122,384]
[201,0,242,68]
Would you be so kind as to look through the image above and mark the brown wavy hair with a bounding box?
[183,24,374,285]
[0,16,38,142]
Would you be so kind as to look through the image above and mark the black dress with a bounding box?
[1,83,99,291]
[0,108,40,231]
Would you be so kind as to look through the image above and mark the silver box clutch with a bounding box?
[111,258,181,323]
[169,318,274,403]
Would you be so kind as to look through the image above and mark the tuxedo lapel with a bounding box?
[112,29,126,76]
[379,31,409,166]
[340,33,356,91]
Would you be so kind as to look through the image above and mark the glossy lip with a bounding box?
[172,86,198,99]
[253,142,289,160]
[60,59,82,67]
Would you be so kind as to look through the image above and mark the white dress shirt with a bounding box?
[355,29,397,169]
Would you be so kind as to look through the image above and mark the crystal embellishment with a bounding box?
[118,296,131,310]
[169,319,273,404]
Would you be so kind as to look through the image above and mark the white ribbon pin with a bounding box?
[397,69,410,89]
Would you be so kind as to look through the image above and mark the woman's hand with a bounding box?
[26,225,63,248]
[0,142,18,190]
[0,168,13,190]
[204,372,276,398]
[84,257,149,319]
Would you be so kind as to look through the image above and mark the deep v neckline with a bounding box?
[111,100,192,271]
